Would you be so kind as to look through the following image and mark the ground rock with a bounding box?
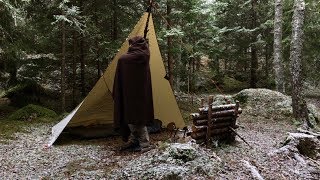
[280,133,320,159]
[109,142,221,179]
[268,132,320,179]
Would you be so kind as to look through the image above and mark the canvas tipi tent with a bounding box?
[48,12,185,146]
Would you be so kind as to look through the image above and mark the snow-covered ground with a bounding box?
[0,89,319,179]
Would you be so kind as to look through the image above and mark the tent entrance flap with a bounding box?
[48,12,185,145]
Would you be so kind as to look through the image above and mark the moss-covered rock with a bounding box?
[168,143,198,162]
[8,104,57,121]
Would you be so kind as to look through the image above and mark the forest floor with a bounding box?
[0,92,319,179]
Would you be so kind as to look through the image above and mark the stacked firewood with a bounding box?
[190,96,242,144]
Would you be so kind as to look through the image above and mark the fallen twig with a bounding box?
[229,126,253,149]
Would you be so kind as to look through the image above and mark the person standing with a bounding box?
[113,36,154,152]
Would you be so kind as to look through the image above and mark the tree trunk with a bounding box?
[111,0,118,41]
[274,0,285,93]
[61,19,66,112]
[167,2,174,88]
[265,43,269,80]
[7,62,17,87]
[250,47,258,88]
[290,0,311,127]
[93,4,101,80]
[175,42,182,92]
[215,56,220,75]
[79,1,86,97]
[72,32,77,107]
[80,37,85,97]
[250,0,258,88]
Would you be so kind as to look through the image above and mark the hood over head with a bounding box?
[128,36,149,54]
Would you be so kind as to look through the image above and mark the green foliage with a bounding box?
[177,99,198,124]
[5,81,46,107]
[0,104,17,120]
[0,0,319,105]
[0,89,5,98]
[0,103,57,141]
[222,76,249,92]
[233,92,248,104]
[8,104,57,121]
[0,119,26,140]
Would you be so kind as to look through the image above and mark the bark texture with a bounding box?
[290,0,309,126]
[273,0,285,93]
[72,32,77,107]
[61,18,66,112]
[250,0,258,88]
[167,2,174,88]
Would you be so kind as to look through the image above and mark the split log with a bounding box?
[200,98,205,107]
[192,131,235,141]
[199,103,237,114]
[191,127,230,140]
[191,108,242,120]
[206,96,214,145]
[193,117,235,126]
[194,132,235,144]
[192,122,235,133]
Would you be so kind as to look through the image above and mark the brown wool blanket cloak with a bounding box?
[113,36,154,139]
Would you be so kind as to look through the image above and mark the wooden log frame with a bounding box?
[193,116,236,126]
[199,103,239,114]
[190,99,241,143]
[192,121,235,132]
[206,96,213,145]
[191,108,242,121]
[192,127,230,140]
[194,133,236,144]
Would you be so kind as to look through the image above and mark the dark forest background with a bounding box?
[1,0,319,114]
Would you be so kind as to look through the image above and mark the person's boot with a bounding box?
[119,139,139,151]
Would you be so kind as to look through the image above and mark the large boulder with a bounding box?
[234,89,320,124]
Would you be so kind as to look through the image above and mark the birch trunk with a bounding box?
[273,0,285,93]
[290,0,310,127]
